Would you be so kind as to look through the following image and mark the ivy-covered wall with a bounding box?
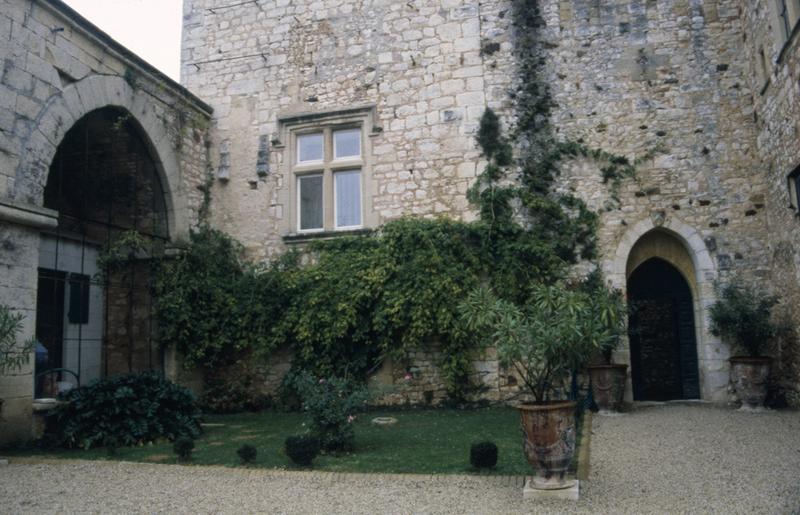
[179,0,798,405]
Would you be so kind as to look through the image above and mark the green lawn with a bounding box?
[9,408,543,475]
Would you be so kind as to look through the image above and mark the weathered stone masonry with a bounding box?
[0,0,212,443]
[182,0,800,405]
[3,0,800,444]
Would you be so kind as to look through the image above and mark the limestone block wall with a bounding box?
[520,0,767,402]
[181,0,515,259]
[739,1,800,405]
[0,221,42,443]
[181,0,783,404]
[0,0,213,443]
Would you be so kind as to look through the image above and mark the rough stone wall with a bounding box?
[181,0,511,259]
[0,0,212,443]
[518,0,767,402]
[739,1,800,405]
[0,222,39,443]
[184,0,776,404]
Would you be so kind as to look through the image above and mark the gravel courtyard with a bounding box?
[2,404,799,514]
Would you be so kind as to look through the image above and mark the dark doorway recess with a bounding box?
[628,257,700,401]
[34,107,169,394]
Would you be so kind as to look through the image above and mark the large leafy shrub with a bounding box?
[46,371,202,449]
[461,281,623,402]
[709,279,779,357]
[292,371,372,452]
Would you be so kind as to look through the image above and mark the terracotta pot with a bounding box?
[589,364,627,413]
[518,401,577,490]
[729,356,771,410]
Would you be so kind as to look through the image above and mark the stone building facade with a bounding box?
[180,0,800,406]
[3,0,800,443]
[0,0,212,443]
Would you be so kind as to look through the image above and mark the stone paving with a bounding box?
[1,404,799,514]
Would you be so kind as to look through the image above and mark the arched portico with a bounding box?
[13,75,186,241]
[603,215,729,402]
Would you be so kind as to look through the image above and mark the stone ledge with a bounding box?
[0,199,57,230]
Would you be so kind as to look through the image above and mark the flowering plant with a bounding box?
[291,372,372,452]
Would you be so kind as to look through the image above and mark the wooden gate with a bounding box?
[628,258,700,401]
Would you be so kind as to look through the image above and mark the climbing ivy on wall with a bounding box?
[152,0,647,399]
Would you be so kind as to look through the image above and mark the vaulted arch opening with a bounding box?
[34,107,169,396]
[626,230,701,401]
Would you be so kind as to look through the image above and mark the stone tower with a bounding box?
[182,0,799,404]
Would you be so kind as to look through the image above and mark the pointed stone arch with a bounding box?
[13,74,185,240]
[603,214,729,402]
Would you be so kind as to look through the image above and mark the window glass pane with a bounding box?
[334,129,361,160]
[297,133,323,163]
[335,170,361,228]
[299,175,323,230]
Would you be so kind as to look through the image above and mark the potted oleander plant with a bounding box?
[461,281,606,490]
[585,285,628,414]
[709,279,778,411]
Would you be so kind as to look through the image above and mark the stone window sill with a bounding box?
[283,228,374,244]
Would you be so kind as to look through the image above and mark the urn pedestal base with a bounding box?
[523,478,580,500]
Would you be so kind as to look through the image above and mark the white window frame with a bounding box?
[276,105,378,237]
[333,169,363,230]
[297,173,325,233]
[770,0,800,50]
[296,132,325,165]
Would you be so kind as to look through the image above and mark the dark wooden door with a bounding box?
[628,258,700,401]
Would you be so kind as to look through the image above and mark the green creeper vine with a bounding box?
[151,0,659,400]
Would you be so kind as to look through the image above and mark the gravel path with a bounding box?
[2,404,799,514]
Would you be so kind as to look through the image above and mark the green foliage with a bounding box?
[149,0,652,401]
[173,436,195,461]
[96,229,150,276]
[237,444,257,464]
[0,304,34,375]
[285,434,320,466]
[461,281,623,402]
[291,371,372,452]
[154,226,282,369]
[46,371,202,449]
[200,372,271,414]
[470,441,498,469]
[709,279,779,357]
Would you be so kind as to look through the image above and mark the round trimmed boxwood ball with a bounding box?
[470,441,498,469]
[173,437,195,461]
[237,444,257,464]
[285,434,320,467]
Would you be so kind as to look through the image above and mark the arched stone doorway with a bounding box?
[628,257,700,400]
[605,216,729,403]
[34,106,169,396]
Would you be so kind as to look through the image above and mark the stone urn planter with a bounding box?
[588,364,627,414]
[518,401,577,490]
[729,356,771,410]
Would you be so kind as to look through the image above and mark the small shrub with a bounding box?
[45,371,202,449]
[292,372,372,452]
[285,434,320,466]
[237,444,257,464]
[470,441,498,469]
[173,437,194,461]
